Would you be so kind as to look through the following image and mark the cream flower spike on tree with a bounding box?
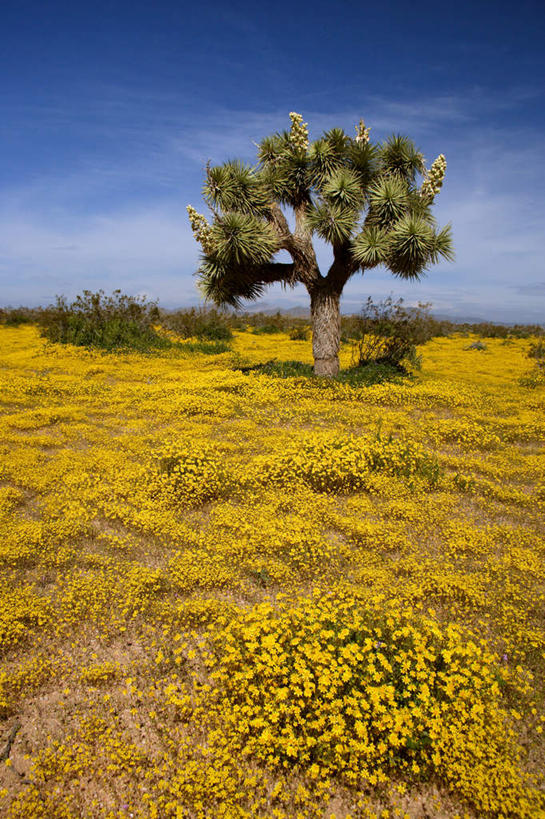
[355,118,370,143]
[288,112,309,151]
[420,154,447,204]
[186,205,215,255]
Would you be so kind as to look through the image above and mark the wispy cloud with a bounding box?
[514,281,545,295]
[0,206,199,306]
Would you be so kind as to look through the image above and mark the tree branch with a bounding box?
[325,242,359,293]
[199,261,298,308]
[293,203,321,287]
[267,203,293,247]
[256,262,296,284]
[266,202,321,288]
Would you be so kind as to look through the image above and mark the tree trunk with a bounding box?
[310,286,341,377]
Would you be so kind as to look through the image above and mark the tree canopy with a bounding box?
[187,113,453,375]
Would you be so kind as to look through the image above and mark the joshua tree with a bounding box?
[187,113,453,376]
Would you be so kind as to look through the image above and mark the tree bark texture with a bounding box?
[310,287,341,377]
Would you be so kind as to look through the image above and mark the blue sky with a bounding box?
[1,0,544,321]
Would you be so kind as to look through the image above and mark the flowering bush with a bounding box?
[155,443,232,505]
[179,593,542,816]
[259,432,441,492]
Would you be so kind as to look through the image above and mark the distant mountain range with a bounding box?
[240,304,542,326]
[162,300,543,328]
[249,305,310,318]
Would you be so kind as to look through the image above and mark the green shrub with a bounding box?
[349,297,433,370]
[180,340,231,355]
[235,358,406,386]
[236,360,313,377]
[337,361,408,386]
[289,325,310,341]
[251,323,284,334]
[341,312,544,343]
[235,310,298,333]
[518,370,545,389]
[519,340,545,388]
[528,339,545,367]
[198,324,232,341]
[516,339,545,388]
[162,307,233,341]
[0,307,37,326]
[38,290,172,352]
[463,322,544,339]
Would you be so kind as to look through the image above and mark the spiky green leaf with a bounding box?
[430,223,455,263]
[257,132,291,167]
[379,135,425,183]
[347,140,378,188]
[261,152,311,207]
[197,258,269,308]
[208,212,279,267]
[324,127,350,158]
[406,190,437,223]
[367,176,410,227]
[306,202,358,245]
[204,161,269,216]
[322,168,365,210]
[386,214,436,279]
[351,225,391,268]
[308,139,343,188]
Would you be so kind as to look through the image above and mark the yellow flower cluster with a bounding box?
[154,442,231,505]
[430,418,502,450]
[258,433,441,492]
[0,323,544,817]
[174,592,541,816]
[0,585,51,650]
[79,661,120,686]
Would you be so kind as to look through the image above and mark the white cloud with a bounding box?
[0,206,200,306]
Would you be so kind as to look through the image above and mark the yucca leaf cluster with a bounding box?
[193,162,281,306]
[188,114,453,307]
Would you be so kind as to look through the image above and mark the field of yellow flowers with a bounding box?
[1,324,544,818]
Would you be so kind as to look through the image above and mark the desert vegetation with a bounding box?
[0,300,544,817]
